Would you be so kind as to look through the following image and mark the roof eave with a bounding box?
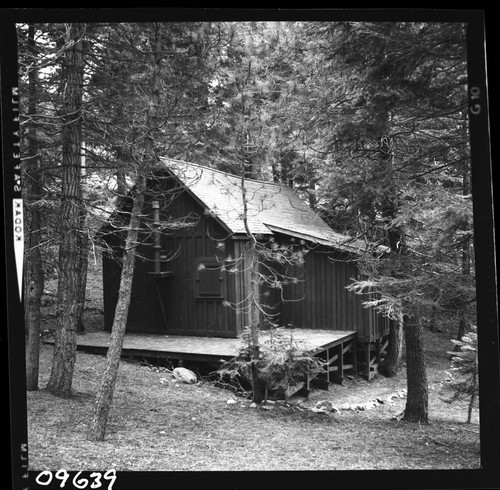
[263,223,362,254]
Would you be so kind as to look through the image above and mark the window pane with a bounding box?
[198,264,222,296]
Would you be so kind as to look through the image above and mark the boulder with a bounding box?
[172,367,197,384]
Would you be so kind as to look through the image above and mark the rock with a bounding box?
[226,399,237,405]
[311,407,329,414]
[172,367,197,384]
[339,402,351,411]
[250,402,258,408]
[315,400,334,412]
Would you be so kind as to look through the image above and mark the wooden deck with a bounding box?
[48,329,357,367]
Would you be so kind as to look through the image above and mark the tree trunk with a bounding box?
[25,24,44,391]
[467,368,477,424]
[241,165,266,403]
[378,318,402,378]
[76,142,89,332]
[249,252,266,403]
[376,128,404,377]
[25,256,43,391]
[76,241,89,332]
[25,193,44,391]
[455,168,472,348]
[88,23,161,441]
[402,314,429,423]
[87,188,145,441]
[46,23,85,398]
[454,316,467,351]
[378,222,404,376]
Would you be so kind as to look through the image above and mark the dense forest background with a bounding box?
[17,21,477,433]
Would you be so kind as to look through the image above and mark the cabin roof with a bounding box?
[161,158,367,253]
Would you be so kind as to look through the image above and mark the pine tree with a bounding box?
[86,21,222,440]
[46,23,87,398]
[22,24,45,391]
[320,21,471,422]
[447,327,479,423]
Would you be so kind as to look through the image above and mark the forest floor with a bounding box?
[26,259,481,472]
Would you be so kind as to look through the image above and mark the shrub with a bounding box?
[218,327,326,400]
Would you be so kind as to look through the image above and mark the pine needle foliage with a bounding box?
[218,327,326,400]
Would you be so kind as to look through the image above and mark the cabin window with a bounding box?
[196,259,223,298]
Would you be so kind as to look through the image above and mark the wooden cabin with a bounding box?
[101,158,390,378]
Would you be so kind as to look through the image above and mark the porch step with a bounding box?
[356,337,389,380]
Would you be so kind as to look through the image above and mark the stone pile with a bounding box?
[223,388,408,414]
[312,388,407,414]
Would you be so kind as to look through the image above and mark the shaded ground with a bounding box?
[27,259,480,472]
[27,339,480,472]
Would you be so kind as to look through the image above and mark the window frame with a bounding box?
[195,257,225,299]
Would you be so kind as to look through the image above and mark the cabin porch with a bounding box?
[356,337,390,380]
[51,328,362,386]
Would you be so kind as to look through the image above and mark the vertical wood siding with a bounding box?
[103,177,238,337]
[102,177,389,340]
[278,247,387,341]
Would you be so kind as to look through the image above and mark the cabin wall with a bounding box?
[279,247,387,342]
[103,178,239,337]
[102,176,389,341]
[231,239,250,334]
[229,239,283,334]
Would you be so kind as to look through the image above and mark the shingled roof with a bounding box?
[161,158,366,254]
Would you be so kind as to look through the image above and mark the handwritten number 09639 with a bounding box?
[35,469,116,489]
